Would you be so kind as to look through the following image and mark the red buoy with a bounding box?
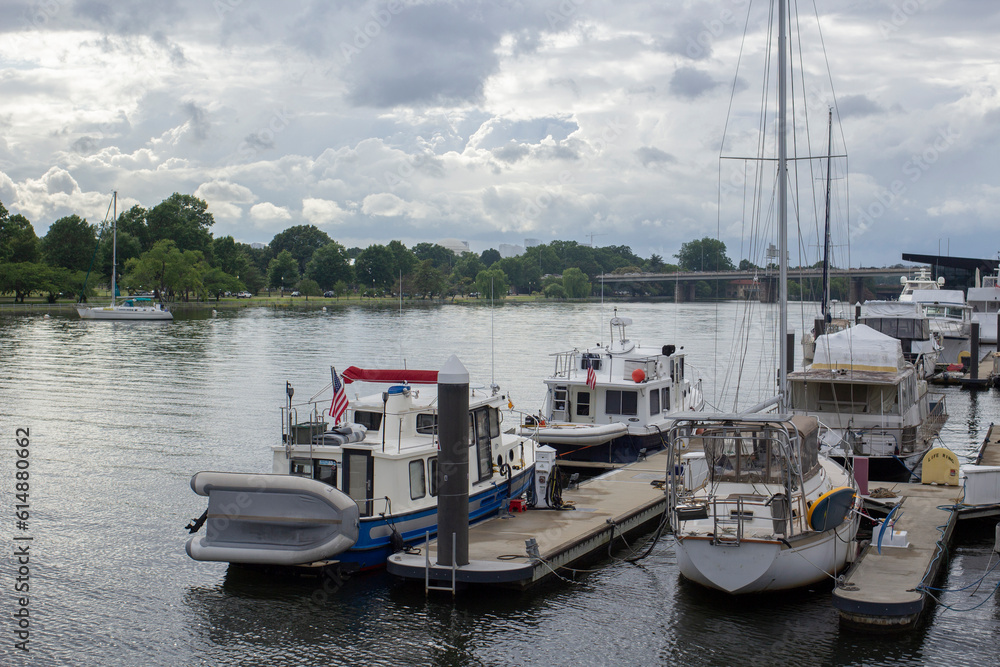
[631,368,646,383]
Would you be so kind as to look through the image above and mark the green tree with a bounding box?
[116,205,150,251]
[355,244,396,291]
[267,250,300,293]
[146,193,215,258]
[97,230,142,283]
[297,278,322,300]
[40,214,97,272]
[387,240,416,278]
[269,225,332,274]
[413,259,445,298]
[480,248,502,266]
[451,252,485,282]
[305,241,354,290]
[121,239,182,298]
[202,266,243,301]
[412,242,455,271]
[0,262,58,303]
[240,263,265,295]
[0,210,39,264]
[562,267,591,298]
[474,267,509,299]
[675,237,734,271]
[544,282,567,299]
[646,253,665,272]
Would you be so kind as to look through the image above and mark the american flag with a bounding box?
[586,365,597,390]
[328,367,349,424]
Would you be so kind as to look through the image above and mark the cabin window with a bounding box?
[471,407,493,482]
[649,389,660,415]
[661,387,671,411]
[314,459,337,487]
[290,459,312,477]
[416,413,438,435]
[606,390,638,416]
[581,353,601,371]
[429,457,438,496]
[354,410,383,432]
[576,391,591,416]
[489,407,501,438]
[553,386,568,413]
[409,460,426,500]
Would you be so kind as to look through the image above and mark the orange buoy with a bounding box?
[631,368,646,383]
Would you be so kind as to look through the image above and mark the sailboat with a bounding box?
[77,192,173,321]
[665,0,859,594]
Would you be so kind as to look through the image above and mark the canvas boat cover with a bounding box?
[811,324,905,373]
[910,289,966,306]
[862,301,926,318]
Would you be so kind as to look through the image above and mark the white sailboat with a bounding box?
[665,0,859,594]
[77,191,173,321]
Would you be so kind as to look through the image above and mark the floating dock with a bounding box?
[387,451,670,589]
[833,425,1000,629]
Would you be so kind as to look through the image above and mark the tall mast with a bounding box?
[821,109,833,323]
[111,190,117,305]
[777,0,788,411]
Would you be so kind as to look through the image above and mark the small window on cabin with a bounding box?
[576,391,591,416]
[649,389,660,415]
[354,411,383,431]
[416,413,438,435]
[429,457,438,496]
[314,460,337,487]
[662,387,670,410]
[554,386,568,412]
[606,390,638,416]
[489,407,500,438]
[409,460,426,500]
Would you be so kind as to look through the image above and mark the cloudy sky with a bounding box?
[1,0,997,268]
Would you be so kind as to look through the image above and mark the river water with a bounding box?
[1,301,998,666]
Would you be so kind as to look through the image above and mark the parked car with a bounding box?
[324,291,335,298]
[291,291,300,297]
[236,291,252,298]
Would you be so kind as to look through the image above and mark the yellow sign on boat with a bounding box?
[920,447,960,486]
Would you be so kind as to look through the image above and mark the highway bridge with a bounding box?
[597,266,908,302]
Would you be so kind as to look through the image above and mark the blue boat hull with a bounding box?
[342,467,534,571]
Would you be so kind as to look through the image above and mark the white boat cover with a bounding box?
[811,324,905,373]
[910,289,966,306]
[862,301,925,318]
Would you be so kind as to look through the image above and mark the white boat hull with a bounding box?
[520,422,628,446]
[675,519,857,593]
[77,306,173,320]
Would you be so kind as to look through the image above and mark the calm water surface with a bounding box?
[1,301,998,666]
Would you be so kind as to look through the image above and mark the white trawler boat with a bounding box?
[910,289,972,366]
[788,324,947,482]
[967,264,1000,344]
[77,191,173,321]
[520,312,704,468]
[185,366,535,572]
[859,300,941,379]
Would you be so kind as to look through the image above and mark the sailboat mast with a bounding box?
[111,190,117,305]
[821,109,833,323]
[777,0,788,411]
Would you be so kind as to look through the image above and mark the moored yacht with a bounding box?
[910,289,972,366]
[898,267,943,302]
[186,366,535,572]
[520,313,703,468]
[967,265,1000,344]
[788,324,947,482]
[859,300,941,379]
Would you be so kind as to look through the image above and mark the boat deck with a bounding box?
[833,427,1000,629]
[387,450,670,589]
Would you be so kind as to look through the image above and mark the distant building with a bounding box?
[524,238,541,248]
[437,238,470,255]
[498,243,523,258]
[250,242,267,249]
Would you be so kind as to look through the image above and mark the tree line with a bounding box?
[0,192,870,303]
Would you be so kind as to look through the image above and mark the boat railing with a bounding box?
[281,400,330,457]
[550,350,580,379]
